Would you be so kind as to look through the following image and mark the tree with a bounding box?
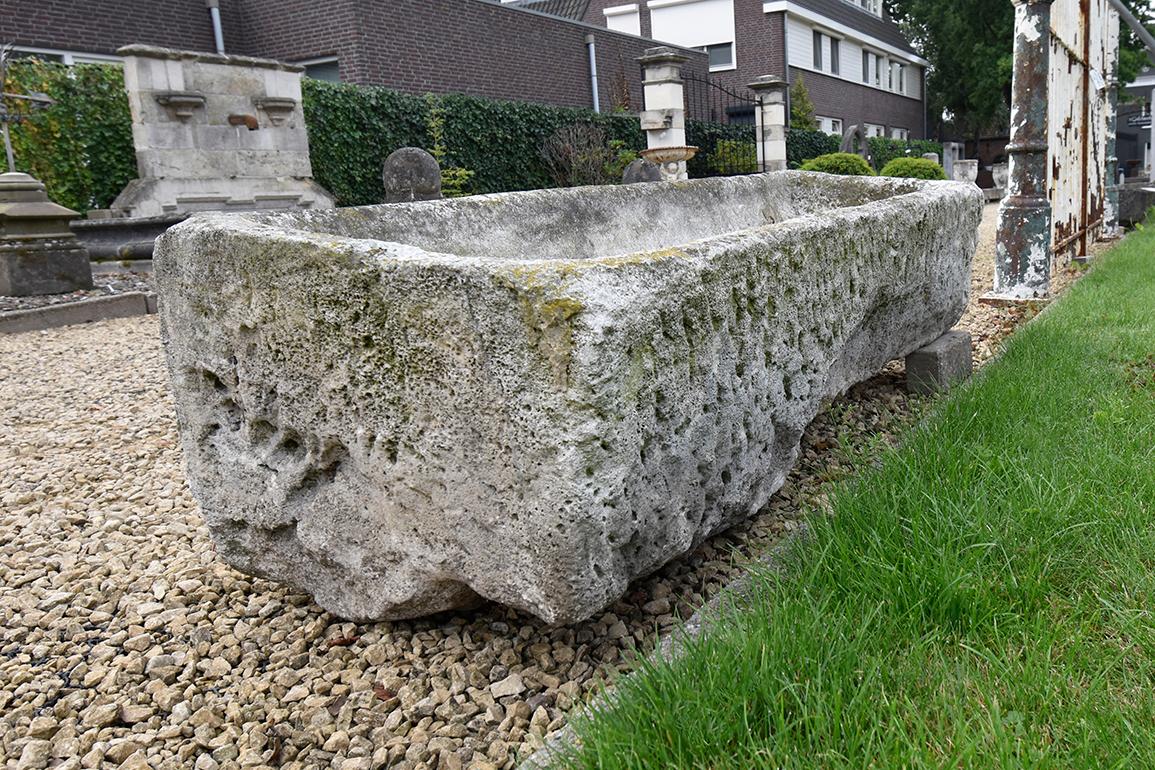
[885,0,1153,139]
[789,75,818,131]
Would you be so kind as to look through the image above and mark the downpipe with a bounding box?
[586,34,600,113]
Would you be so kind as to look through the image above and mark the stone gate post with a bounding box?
[989,0,1055,302]
[747,76,789,173]
[637,47,690,181]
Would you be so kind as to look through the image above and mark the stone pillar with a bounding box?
[990,0,1054,302]
[637,47,691,181]
[0,172,93,296]
[747,76,788,172]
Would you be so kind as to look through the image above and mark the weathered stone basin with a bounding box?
[155,171,982,624]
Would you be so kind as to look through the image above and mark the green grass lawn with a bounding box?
[561,229,1155,769]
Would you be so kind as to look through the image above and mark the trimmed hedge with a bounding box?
[4,59,135,212]
[800,152,875,176]
[787,129,840,170]
[868,137,945,172]
[880,157,947,180]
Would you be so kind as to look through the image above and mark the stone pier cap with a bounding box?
[155,172,982,624]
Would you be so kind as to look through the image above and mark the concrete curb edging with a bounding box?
[518,525,809,769]
[0,292,158,335]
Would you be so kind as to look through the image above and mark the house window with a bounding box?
[864,123,885,138]
[300,57,340,82]
[649,0,736,66]
[701,42,735,70]
[862,50,870,83]
[818,116,843,136]
[812,30,839,75]
[896,64,906,94]
[890,127,910,140]
[859,0,882,15]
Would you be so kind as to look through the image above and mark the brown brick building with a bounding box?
[516,0,929,138]
[0,0,707,111]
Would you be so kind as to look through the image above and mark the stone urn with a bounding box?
[991,162,1009,193]
[952,159,979,186]
[639,145,699,182]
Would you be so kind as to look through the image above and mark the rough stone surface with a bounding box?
[1117,181,1155,227]
[621,159,662,184]
[154,172,983,624]
[382,148,443,204]
[904,330,974,395]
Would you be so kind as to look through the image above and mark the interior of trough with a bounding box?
[243,172,927,262]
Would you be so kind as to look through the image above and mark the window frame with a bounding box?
[701,42,736,72]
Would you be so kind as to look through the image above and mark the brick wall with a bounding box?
[581,1,926,138]
[1,0,706,112]
[0,0,241,56]
[790,68,925,139]
[337,0,706,109]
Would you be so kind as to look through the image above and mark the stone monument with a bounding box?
[0,172,92,296]
[382,148,442,204]
[107,46,334,218]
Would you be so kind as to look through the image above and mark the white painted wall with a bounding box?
[786,14,921,100]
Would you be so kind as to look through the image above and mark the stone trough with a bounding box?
[155,172,982,624]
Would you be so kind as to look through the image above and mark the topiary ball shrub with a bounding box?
[799,152,875,176]
[880,157,948,180]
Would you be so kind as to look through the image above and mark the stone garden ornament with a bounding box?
[156,172,982,624]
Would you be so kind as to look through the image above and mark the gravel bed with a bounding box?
[0,273,153,314]
[0,204,1096,770]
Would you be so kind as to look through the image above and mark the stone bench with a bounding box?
[156,171,982,624]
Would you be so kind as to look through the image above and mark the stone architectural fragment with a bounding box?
[156,172,982,624]
[109,46,334,218]
[0,172,92,297]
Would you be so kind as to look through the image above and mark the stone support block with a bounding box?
[904,330,974,395]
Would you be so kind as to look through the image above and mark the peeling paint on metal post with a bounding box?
[1104,74,1121,237]
[993,0,1055,300]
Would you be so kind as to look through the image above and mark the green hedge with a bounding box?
[4,60,943,211]
[800,152,875,176]
[787,129,841,170]
[880,157,947,180]
[4,59,135,212]
[868,137,944,172]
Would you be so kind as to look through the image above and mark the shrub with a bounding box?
[868,137,945,171]
[705,139,759,175]
[789,76,818,131]
[880,157,948,180]
[686,119,755,178]
[799,152,875,176]
[540,123,636,187]
[3,59,135,211]
[786,129,840,170]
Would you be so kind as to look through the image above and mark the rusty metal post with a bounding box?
[989,0,1055,302]
[1104,77,1122,238]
